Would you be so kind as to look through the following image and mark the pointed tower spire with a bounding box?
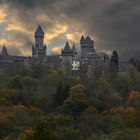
[1,45,10,62]
[34,25,45,48]
[80,35,85,41]
[64,41,71,52]
[1,45,8,55]
[71,44,77,54]
[33,25,46,61]
[86,36,91,42]
[35,25,44,35]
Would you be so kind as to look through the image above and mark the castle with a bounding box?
[0,25,135,73]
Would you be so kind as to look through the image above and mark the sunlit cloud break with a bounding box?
[0,0,139,59]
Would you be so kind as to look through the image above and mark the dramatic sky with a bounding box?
[0,0,139,60]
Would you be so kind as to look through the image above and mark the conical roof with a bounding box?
[86,36,91,41]
[80,35,85,41]
[71,44,77,53]
[35,25,44,35]
[1,46,8,55]
[64,41,71,52]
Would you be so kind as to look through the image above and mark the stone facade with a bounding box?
[80,35,95,60]
[32,25,46,62]
[61,41,78,68]
[0,25,135,73]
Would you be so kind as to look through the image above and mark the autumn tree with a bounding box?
[8,75,23,90]
[54,85,70,107]
[20,114,80,140]
[0,89,17,106]
[63,84,88,115]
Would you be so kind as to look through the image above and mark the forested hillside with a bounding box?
[0,63,140,140]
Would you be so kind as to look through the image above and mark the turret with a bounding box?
[0,46,10,62]
[64,41,70,52]
[32,25,46,62]
[71,44,77,55]
[80,35,95,59]
[61,41,72,55]
[80,35,85,41]
[35,25,44,48]
[1,46,8,56]
[35,25,44,37]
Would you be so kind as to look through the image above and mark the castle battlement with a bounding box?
[0,25,112,73]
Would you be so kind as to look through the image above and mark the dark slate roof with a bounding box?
[86,36,91,41]
[80,35,85,41]
[1,46,8,55]
[63,41,71,52]
[71,44,77,53]
[35,25,44,35]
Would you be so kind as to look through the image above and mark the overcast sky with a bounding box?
[0,0,139,60]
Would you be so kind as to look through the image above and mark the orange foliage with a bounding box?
[57,69,65,76]
[69,84,86,95]
[110,106,125,114]
[110,106,139,127]
[86,106,98,114]
[13,104,28,112]
[28,106,44,117]
[0,112,9,123]
[129,90,140,101]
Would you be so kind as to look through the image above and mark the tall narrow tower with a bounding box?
[32,25,46,62]
[0,46,10,62]
[80,35,95,59]
[35,25,44,48]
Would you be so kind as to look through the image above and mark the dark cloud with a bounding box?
[0,0,140,59]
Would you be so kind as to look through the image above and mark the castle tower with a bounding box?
[61,41,71,54]
[71,44,77,55]
[71,44,78,59]
[80,35,95,59]
[2,46,8,55]
[61,41,73,74]
[0,46,10,62]
[32,25,46,62]
[35,25,44,48]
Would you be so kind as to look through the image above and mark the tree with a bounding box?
[129,90,140,102]
[98,76,110,93]
[30,63,44,78]
[63,84,88,115]
[110,50,119,77]
[90,115,125,134]
[0,112,12,139]
[8,75,22,90]
[54,85,70,107]
[0,88,17,106]
[113,72,133,99]
[22,114,80,140]
[107,92,123,109]
[110,107,140,128]
[31,122,57,140]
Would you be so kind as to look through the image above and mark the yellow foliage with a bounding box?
[110,106,139,127]
[86,106,98,114]
[57,69,65,76]
[28,106,44,117]
[98,77,110,91]
[69,84,86,95]
[0,89,16,105]
[110,106,137,114]
[13,104,28,113]
[0,112,9,123]
[129,90,140,101]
